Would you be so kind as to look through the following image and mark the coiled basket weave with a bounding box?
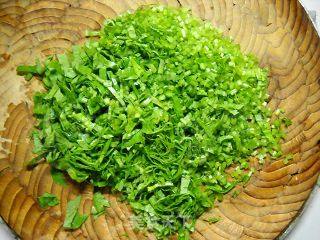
[0,0,319,239]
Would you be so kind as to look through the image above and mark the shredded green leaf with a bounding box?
[50,168,67,186]
[283,154,293,165]
[38,192,60,208]
[18,6,289,238]
[231,190,240,198]
[204,217,220,224]
[63,196,88,229]
[92,192,110,219]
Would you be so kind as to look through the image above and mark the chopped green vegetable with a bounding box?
[232,190,240,198]
[92,192,110,219]
[64,196,88,229]
[38,192,60,208]
[121,233,129,238]
[204,217,220,224]
[283,154,293,165]
[50,168,67,186]
[18,6,289,239]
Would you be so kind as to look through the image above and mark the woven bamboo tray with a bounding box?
[0,0,320,239]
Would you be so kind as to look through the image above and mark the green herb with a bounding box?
[283,154,293,165]
[232,190,240,198]
[17,6,288,238]
[92,192,110,219]
[38,193,60,208]
[50,168,67,186]
[63,196,88,229]
[204,217,221,224]
[121,233,129,238]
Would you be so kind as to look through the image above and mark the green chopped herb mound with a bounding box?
[18,6,288,239]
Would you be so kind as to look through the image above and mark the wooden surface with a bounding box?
[0,0,320,239]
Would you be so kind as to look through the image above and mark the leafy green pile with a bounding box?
[18,6,288,238]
